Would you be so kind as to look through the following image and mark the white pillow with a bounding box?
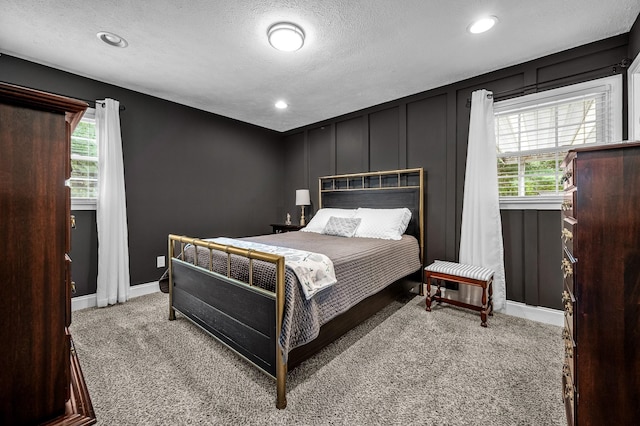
[353,207,412,240]
[322,216,362,237]
[301,208,357,233]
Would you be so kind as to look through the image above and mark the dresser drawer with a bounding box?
[563,267,575,295]
[66,186,71,253]
[562,247,576,290]
[563,292,575,339]
[65,254,72,327]
[562,217,576,255]
[561,155,576,190]
[563,349,575,403]
[563,286,575,338]
[561,189,575,219]
[563,372,575,426]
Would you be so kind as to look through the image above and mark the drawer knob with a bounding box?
[561,259,573,278]
[565,347,573,358]
[71,215,76,229]
[562,228,573,241]
[564,383,574,400]
[564,301,573,316]
[561,201,573,211]
[561,170,573,184]
[565,339,573,352]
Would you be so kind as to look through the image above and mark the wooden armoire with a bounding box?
[0,82,96,425]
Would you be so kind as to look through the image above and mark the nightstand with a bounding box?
[270,224,304,233]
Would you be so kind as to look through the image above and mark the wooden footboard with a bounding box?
[167,235,288,409]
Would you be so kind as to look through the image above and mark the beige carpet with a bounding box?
[71,292,565,425]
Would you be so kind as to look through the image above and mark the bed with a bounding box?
[167,168,425,408]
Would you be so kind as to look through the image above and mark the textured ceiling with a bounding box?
[1,1,639,132]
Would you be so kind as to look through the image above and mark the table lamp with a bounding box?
[295,189,310,226]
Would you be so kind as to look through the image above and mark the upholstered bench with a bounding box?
[424,260,494,327]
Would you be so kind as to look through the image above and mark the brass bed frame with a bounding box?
[168,168,425,409]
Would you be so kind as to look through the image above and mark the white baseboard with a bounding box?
[71,281,161,312]
[71,293,97,312]
[505,300,564,327]
[424,285,564,327]
[129,281,161,299]
[74,281,563,327]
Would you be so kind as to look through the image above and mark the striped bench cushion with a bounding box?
[425,260,494,282]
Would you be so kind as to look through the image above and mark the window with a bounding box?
[70,108,98,209]
[494,75,622,209]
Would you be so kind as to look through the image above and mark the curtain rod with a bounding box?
[93,99,126,111]
[465,57,631,107]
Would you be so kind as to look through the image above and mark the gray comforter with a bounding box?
[184,231,421,360]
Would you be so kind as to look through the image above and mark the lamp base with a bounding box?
[300,205,306,226]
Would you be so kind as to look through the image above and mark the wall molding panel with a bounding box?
[282,35,631,310]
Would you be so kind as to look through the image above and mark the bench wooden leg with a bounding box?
[488,279,494,317]
[426,277,445,311]
[480,283,488,327]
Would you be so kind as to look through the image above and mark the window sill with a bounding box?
[71,199,97,211]
[499,196,563,210]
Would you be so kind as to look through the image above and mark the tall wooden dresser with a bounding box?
[561,142,640,426]
[0,83,96,425]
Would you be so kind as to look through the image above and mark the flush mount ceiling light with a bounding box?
[268,22,305,52]
[275,100,288,109]
[468,16,498,34]
[97,31,128,48]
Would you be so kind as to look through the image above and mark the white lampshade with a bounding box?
[295,189,310,206]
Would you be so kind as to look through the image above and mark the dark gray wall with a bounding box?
[629,12,640,62]
[281,34,632,310]
[69,210,98,296]
[3,17,638,305]
[0,55,283,296]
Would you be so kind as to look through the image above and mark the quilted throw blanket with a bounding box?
[207,237,337,300]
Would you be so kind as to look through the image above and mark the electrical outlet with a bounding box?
[157,255,165,268]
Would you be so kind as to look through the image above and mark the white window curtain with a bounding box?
[459,89,506,312]
[96,98,130,307]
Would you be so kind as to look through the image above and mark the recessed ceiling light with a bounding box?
[97,31,128,48]
[468,16,498,34]
[268,23,305,52]
[275,100,288,109]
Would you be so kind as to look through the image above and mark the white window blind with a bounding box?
[70,107,98,205]
[494,75,622,203]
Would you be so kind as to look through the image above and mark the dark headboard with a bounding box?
[318,168,425,265]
